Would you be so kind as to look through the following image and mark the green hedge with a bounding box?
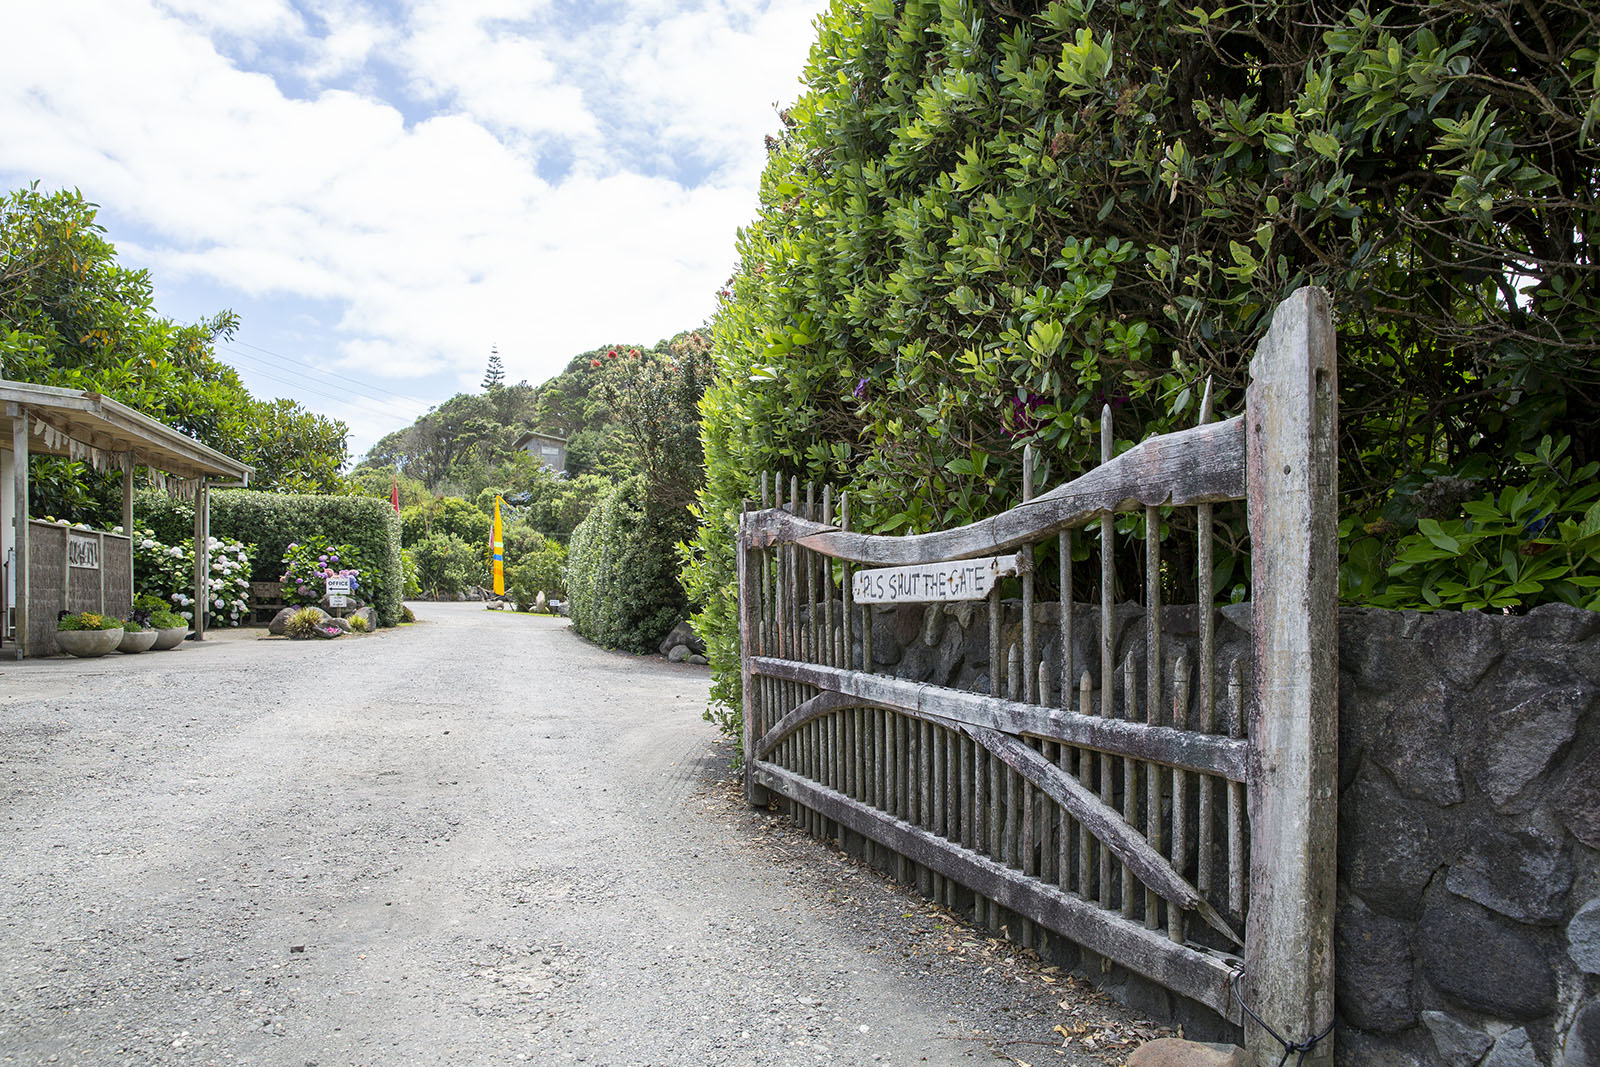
[136,489,404,626]
[565,475,692,654]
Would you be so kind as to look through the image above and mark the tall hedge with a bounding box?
[685,0,1599,734]
[565,476,693,654]
[136,489,405,626]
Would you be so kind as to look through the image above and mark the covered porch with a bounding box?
[2,380,252,658]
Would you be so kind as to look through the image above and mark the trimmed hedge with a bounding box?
[135,489,404,626]
[565,475,692,654]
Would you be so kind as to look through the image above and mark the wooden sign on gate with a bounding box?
[851,551,1025,604]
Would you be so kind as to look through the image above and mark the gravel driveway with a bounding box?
[0,602,1163,1066]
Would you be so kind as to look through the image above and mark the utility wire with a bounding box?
[219,343,429,418]
[217,348,428,424]
[228,337,436,407]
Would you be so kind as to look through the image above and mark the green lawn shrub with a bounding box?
[566,475,692,654]
[136,489,404,626]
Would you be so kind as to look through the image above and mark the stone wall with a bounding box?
[1335,605,1598,1067]
[845,599,1599,1065]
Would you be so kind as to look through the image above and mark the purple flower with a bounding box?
[853,378,868,400]
[318,555,328,563]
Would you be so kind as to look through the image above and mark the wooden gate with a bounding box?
[736,288,1337,1065]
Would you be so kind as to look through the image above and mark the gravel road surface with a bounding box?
[0,603,1164,1066]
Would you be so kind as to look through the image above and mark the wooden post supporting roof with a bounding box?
[10,404,30,659]
[192,481,209,641]
[1243,286,1338,1067]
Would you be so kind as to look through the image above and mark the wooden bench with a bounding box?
[248,581,284,624]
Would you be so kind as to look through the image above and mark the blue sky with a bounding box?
[0,0,827,458]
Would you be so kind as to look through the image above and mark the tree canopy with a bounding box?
[0,184,350,515]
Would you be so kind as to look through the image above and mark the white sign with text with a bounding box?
[851,552,1024,604]
[324,576,352,596]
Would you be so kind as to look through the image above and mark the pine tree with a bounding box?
[481,346,505,391]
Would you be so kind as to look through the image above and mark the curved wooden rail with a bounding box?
[741,415,1244,565]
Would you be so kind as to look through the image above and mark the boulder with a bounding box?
[658,620,704,657]
[1421,1011,1493,1067]
[688,654,708,665]
[328,616,353,633]
[667,644,690,663]
[350,605,377,631]
[1126,1039,1245,1067]
[535,591,547,614]
[269,605,329,636]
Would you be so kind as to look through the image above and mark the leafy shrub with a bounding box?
[131,528,251,627]
[400,497,490,549]
[280,536,364,607]
[136,489,404,626]
[509,537,568,610]
[409,534,484,598]
[566,475,693,654]
[1342,437,1600,611]
[686,0,1600,737]
[400,548,422,598]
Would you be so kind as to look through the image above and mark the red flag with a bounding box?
[390,473,400,514]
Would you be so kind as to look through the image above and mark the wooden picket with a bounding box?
[736,288,1337,1064]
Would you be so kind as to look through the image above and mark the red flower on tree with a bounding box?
[607,348,618,359]
[590,359,602,368]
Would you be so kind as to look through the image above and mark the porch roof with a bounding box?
[0,379,251,484]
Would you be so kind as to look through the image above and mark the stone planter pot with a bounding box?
[54,628,125,658]
[151,627,189,651]
[119,629,159,654]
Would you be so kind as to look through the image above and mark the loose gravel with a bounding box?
[0,602,1166,1066]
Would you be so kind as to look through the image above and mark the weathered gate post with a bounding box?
[1243,286,1338,1067]
[738,507,770,807]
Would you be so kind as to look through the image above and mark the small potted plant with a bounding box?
[118,613,159,654]
[137,594,190,650]
[55,611,126,658]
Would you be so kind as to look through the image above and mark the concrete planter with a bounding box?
[118,629,159,654]
[151,627,188,651]
[54,628,125,658]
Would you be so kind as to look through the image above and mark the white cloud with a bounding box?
[0,0,825,455]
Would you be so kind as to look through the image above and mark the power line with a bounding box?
[217,347,428,425]
[218,345,431,420]
[228,337,437,407]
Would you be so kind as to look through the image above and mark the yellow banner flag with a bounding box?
[492,495,505,596]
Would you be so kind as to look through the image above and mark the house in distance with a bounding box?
[513,431,566,474]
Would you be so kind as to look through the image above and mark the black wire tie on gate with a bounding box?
[1229,966,1335,1067]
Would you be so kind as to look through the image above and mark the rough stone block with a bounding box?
[1567,898,1600,975]
[1513,602,1600,644]
[1336,1029,1425,1067]
[1554,747,1600,850]
[1446,825,1572,925]
[1126,1038,1245,1067]
[1340,765,1445,919]
[1561,997,1599,1067]
[1421,1011,1493,1067]
[1472,683,1590,810]
[1416,608,1505,688]
[1483,1028,1539,1067]
[1336,898,1416,1032]
[1420,896,1556,1020]
[1367,678,1464,805]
